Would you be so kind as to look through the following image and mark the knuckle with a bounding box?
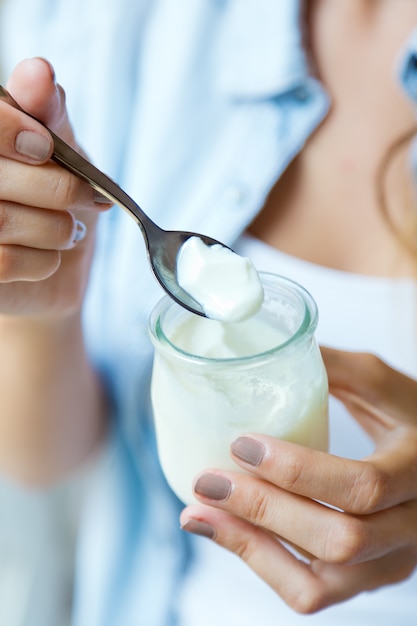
[349,463,389,514]
[243,489,271,527]
[279,450,311,491]
[50,170,80,207]
[325,516,367,563]
[228,532,258,563]
[219,525,266,571]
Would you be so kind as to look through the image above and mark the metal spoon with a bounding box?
[0,84,228,317]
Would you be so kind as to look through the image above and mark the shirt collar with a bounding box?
[399,27,417,102]
[215,0,309,98]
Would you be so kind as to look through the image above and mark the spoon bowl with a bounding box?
[0,84,227,317]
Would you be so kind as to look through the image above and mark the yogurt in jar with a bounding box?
[149,272,329,504]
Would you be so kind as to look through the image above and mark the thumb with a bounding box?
[6,57,77,146]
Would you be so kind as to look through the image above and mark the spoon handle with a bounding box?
[0,85,158,238]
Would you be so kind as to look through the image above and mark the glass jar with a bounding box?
[149,272,328,504]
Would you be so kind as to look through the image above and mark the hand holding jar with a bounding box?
[180,347,417,613]
[149,272,328,504]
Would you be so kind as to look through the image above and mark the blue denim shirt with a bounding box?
[1,1,417,624]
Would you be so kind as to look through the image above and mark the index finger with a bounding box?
[230,430,417,514]
[0,157,98,211]
[321,346,417,428]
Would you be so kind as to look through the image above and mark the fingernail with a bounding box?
[194,474,232,501]
[231,437,265,466]
[15,130,51,161]
[181,519,216,540]
[94,190,112,205]
[73,220,87,243]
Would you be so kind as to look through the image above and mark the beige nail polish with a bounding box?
[15,130,51,161]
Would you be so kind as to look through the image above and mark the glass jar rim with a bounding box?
[148,272,319,367]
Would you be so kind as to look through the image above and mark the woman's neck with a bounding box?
[249,0,417,278]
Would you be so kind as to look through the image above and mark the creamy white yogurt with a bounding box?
[170,314,288,359]
[176,236,264,322]
[149,273,329,504]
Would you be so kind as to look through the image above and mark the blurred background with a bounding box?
[0,478,81,626]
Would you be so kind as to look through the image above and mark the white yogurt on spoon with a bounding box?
[176,236,264,322]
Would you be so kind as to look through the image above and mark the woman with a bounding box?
[0,0,416,624]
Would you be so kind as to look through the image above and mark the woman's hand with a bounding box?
[0,57,110,318]
[0,58,111,482]
[180,347,417,613]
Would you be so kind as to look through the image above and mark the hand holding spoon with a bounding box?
[0,84,230,317]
